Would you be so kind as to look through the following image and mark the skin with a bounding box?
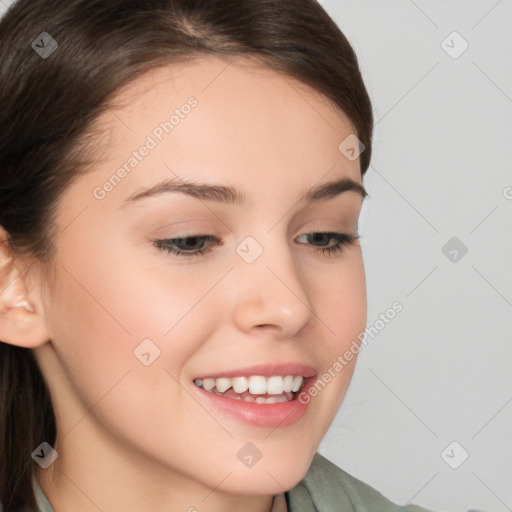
[0,56,367,512]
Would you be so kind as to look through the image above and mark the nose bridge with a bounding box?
[230,232,316,337]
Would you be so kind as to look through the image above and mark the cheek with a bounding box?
[304,251,366,420]
[43,246,225,456]
[44,245,207,406]
[312,250,367,349]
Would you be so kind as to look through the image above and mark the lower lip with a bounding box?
[193,377,316,428]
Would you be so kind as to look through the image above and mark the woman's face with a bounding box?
[34,56,367,504]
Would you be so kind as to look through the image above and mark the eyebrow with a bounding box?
[121,176,367,207]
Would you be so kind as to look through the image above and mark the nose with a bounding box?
[230,237,316,339]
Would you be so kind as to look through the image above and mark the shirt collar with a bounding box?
[33,476,289,512]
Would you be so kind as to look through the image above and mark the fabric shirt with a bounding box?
[29,452,455,511]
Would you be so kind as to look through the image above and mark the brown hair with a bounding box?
[0,0,373,509]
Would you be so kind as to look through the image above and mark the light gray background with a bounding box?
[1,1,510,511]
[316,2,511,511]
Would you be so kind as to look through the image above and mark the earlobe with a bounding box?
[0,227,50,348]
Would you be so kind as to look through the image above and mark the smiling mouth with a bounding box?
[193,375,306,404]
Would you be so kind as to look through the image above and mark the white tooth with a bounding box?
[253,395,289,404]
[249,376,267,394]
[244,394,256,403]
[267,376,284,395]
[215,377,232,393]
[291,376,303,392]
[204,374,304,395]
[283,375,294,393]
[202,378,215,391]
[232,376,249,393]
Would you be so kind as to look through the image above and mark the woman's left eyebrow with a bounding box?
[120,176,367,208]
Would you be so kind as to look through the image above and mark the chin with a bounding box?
[220,447,316,496]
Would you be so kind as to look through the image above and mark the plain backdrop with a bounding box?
[316,2,512,511]
[1,1,511,511]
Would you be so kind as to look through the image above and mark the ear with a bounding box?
[0,226,50,348]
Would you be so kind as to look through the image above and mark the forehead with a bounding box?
[95,55,357,157]
[108,55,353,132]
[69,55,362,214]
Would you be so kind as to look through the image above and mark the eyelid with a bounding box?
[151,230,359,259]
[296,218,359,237]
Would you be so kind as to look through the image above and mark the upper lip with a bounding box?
[194,363,317,380]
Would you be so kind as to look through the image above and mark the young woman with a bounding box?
[0,1,437,511]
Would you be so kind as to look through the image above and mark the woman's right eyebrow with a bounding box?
[120,176,367,209]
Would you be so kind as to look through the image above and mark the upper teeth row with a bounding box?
[194,375,304,395]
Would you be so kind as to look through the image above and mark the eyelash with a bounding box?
[151,232,359,259]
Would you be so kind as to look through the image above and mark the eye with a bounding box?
[151,235,221,258]
[151,232,358,259]
[296,232,359,256]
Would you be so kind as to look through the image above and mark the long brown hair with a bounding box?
[0,1,373,509]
